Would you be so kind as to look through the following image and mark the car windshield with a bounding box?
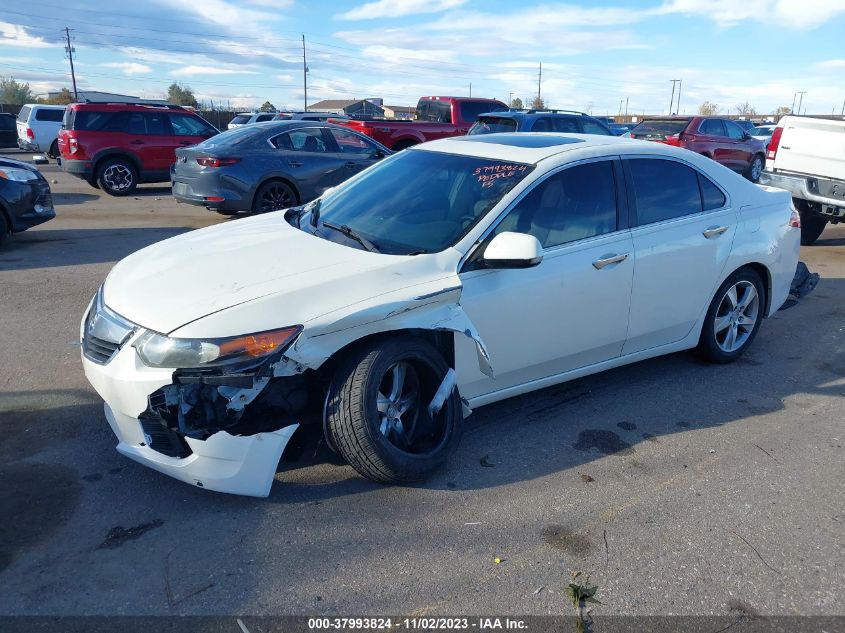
[230,115,251,124]
[468,117,518,135]
[303,149,534,255]
[632,120,689,136]
[752,126,773,136]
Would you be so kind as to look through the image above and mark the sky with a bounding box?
[1,0,845,116]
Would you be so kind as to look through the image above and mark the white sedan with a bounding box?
[81,133,801,496]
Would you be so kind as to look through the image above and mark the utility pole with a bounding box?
[669,79,680,115]
[841,100,844,116]
[797,91,807,116]
[508,92,513,107]
[537,63,542,106]
[302,34,308,111]
[676,79,682,114]
[792,92,797,113]
[624,97,629,119]
[64,27,78,101]
[469,82,472,97]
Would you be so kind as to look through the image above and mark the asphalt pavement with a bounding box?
[0,149,842,617]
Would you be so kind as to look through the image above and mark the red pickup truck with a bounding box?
[333,96,507,151]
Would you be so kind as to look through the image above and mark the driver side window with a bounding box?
[488,161,618,249]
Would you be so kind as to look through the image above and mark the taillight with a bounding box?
[767,127,783,161]
[26,127,34,139]
[789,206,801,228]
[196,157,240,167]
[663,133,681,146]
[68,137,78,155]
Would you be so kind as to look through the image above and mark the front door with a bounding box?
[457,159,634,400]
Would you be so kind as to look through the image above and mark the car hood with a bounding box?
[103,213,453,335]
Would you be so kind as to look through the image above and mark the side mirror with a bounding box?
[482,232,543,269]
[372,149,386,159]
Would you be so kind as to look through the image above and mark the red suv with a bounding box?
[629,116,766,182]
[57,103,219,196]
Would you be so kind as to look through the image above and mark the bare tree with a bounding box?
[698,101,720,116]
[774,106,792,116]
[735,100,757,116]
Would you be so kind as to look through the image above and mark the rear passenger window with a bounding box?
[628,159,702,225]
[531,118,554,132]
[699,173,726,210]
[580,119,611,135]
[274,128,327,152]
[552,118,580,133]
[35,109,64,122]
[489,161,618,249]
[700,119,726,136]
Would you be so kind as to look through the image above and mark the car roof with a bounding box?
[478,109,590,120]
[20,103,65,110]
[69,102,190,112]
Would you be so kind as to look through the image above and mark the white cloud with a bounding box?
[818,59,845,68]
[655,0,845,29]
[102,62,152,76]
[277,74,294,82]
[171,65,261,77]
[0,22,52,48]
[337,0,468,20]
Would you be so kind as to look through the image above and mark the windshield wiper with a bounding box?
[322,221,380,253]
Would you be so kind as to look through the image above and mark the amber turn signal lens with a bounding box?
[217,327,301,358]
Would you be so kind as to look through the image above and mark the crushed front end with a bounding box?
[80,289,312,497]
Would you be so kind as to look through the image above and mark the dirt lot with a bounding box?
[0,149,843,617]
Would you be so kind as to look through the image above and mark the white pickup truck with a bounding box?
[760,115,845,245]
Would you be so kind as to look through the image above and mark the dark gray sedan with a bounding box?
[171,121,391,215]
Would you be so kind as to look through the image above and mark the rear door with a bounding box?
[698,119,733,167]
[269,127,347,198]
[135,111,179,173]
[622,156,736,354]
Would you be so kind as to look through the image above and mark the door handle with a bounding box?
[702,225,729,239]
[130,140,144,145]
[345,161,356,168]
[288,160,303,168]
[178,141,192,146]
[592,253,629,269]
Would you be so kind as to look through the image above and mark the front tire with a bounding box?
[799,211,827,246]
[96,158,137,196]
[695,268,765,363]
[325,337,462,484]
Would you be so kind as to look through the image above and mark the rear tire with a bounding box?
[325,337,462,484]
[96,158,137,196]
[48,140,59,160]
[695,268,766,363]
[0,211,9,245]
[745,154,764,183]
[251,180,296,214]
[799,211,827,246]
[214,209,239,216]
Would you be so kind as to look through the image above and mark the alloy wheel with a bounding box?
[714,280,759,353]
[259,184,293,213]
[751,157,763,181]
[102,164,133,192]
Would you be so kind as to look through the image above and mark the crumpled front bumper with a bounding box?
[82,336,299,497]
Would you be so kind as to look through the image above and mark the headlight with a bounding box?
[134,326,302,369]
[0,167,40,182]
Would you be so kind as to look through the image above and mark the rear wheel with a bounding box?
[48,140,59,160]
[252,180,296,214]
[0,211,9,245]
[695,268,765,363]
[96,158,137,196]
[325,337,462,484]
[214,209,239,216]
[745,154,764,182]
[799,211,827,246]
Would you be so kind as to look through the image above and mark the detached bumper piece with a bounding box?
[780,261,820,310]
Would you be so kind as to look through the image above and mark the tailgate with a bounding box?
[774,117,845,180]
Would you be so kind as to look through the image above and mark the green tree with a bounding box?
[1,76,36,105]
[259,100,276,112]
[529,96,546,110]
[167,82,198,107]
[510,97,523,109]
[698,101,719,115]
[46,88,74,105]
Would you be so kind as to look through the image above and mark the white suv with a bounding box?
[16,104,66,158]
[227,112,276,129]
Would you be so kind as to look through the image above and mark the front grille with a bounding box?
[82,287,136,365]
[139,415,192,459]
[83,334,120,363]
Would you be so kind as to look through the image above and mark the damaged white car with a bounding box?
[81,133,801,496]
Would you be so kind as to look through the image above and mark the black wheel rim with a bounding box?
[375,360,450,457]
[258,185,293,213]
